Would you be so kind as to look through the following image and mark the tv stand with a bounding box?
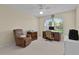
[43,31,61,41]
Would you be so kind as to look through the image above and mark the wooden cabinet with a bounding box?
[43,31,46,39]
[27,32,37,40]
[53,32,61,41]
[43,31,61,41]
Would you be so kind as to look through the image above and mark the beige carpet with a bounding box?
[0,37,64,55]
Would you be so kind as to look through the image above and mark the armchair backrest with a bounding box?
[13,29,24,39]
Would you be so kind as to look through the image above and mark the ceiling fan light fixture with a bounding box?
[40,11,43,14]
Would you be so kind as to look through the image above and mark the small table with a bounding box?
[27,32,37,40]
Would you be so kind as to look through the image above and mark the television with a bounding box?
[49,26,54,30]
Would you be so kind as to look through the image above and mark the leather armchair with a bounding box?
[13,29,32,48]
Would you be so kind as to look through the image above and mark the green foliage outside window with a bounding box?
[48,18,63,33]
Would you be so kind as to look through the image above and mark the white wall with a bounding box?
[38,10,76,37]
[55,10,76,36]
[0,5,38,47]
[38,17,45,37]
[76,6,79,31]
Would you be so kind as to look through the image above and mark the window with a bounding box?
[44,17,63,33]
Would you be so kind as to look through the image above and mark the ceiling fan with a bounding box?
[38,4,51,15]
[39,4,51,9]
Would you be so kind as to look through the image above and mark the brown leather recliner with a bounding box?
[13,29,32,48]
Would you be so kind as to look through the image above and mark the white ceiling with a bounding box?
[7,4,78,17]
